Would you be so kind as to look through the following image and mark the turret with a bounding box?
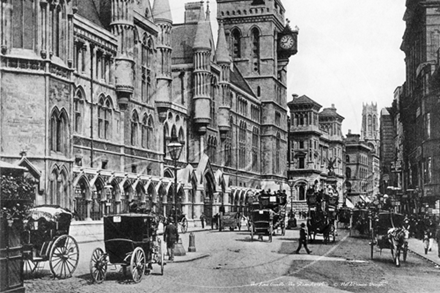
[153,0,173,121]
[192,6,212,134]
[111,0,136,110]
[215,19,231,138]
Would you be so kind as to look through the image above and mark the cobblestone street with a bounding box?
[23,227,440,293]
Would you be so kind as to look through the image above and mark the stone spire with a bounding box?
[193,4,211,50]
[152,0,173,23]
[215,19,230,64]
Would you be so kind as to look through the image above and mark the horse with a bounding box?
[307,216,334,244]
[387,227,408,267]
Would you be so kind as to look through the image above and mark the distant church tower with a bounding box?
[361,102,379,150]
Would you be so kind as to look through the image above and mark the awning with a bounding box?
[345,198,355,209]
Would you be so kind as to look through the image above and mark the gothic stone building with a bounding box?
[0,0,297,223]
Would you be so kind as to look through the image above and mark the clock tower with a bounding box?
[217,0,298,183]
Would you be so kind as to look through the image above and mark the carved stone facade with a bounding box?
[0,0,297,223]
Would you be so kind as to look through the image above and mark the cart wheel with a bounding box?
[49,235,79,279]
[130,247,146,283]
[23,259,38,277]
[181,218,188,234]
[90,247,107,283]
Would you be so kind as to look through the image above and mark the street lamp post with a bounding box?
[167,137,183,224]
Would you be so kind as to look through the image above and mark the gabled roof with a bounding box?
[230,64,255,97]
[77,0,104,27]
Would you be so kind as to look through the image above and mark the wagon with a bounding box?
[370,211,408,267]
[219,212,241,231]
[22,205,79,279]
[250,209,274,242]
[306,189,338,243]
[89,213,165,283]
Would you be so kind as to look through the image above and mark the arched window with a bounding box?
[49,168,59,205]
[207,136,217,164]
[142,115,148,148]
[275,132,281,173]
[147,117,154,149]
[74,89,84,134]
[131,111,139,146]
[225,120,232,167]
[12,0,36,50]
[97,97,112,140]
[239,121,247,169]
[232,29,241,58]
[298,184,306,201]
[251,28,260,73]
[141,37,154,104]
[252,127,259,171]
[98,97,105,139]
[50,108,68,154]
[346,167,352,179]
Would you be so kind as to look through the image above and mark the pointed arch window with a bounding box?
[239,121,247,169]
[74,89,84,134]
[12,0,36,50]
[207,136,217,164]
[50,109,68,154]
[232,29,241,58]
[142,115,148,148]
[225,119,232,167]
[147,117,154,149]
[275,132,281,174]
[131,111,139,146]
[98,97,112,140]
[251,28,260,73]
[252,127,259,171]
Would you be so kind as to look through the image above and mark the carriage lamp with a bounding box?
[167,137,183,224]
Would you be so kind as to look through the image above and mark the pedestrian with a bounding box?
[163,217,179,261]
[200,213,206,229]
[428,218,436,251]
[295,223,312,254]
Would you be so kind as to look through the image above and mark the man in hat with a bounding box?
[164,217,179,261]
[295,223,312,254]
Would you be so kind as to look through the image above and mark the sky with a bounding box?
[166,0,407,135]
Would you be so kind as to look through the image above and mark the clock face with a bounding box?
[280,35,294,50]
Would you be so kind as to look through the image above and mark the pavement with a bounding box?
[407,237,440,267]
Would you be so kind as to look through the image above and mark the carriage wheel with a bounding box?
[181,218,188,234]
[49,235,79,279]
[130,247,146,283]
[23,259,39,277]
[90,247,107,283]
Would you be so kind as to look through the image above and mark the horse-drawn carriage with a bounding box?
[89,213,165,283]
[370,211,408,267]
[219,212,241,231]
[350,208,370,237]
[248,192,287,241]
[306,188,338,244]
[22,205,79,279]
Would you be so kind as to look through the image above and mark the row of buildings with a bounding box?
[380,0,440,217]
[1,0,384,226]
